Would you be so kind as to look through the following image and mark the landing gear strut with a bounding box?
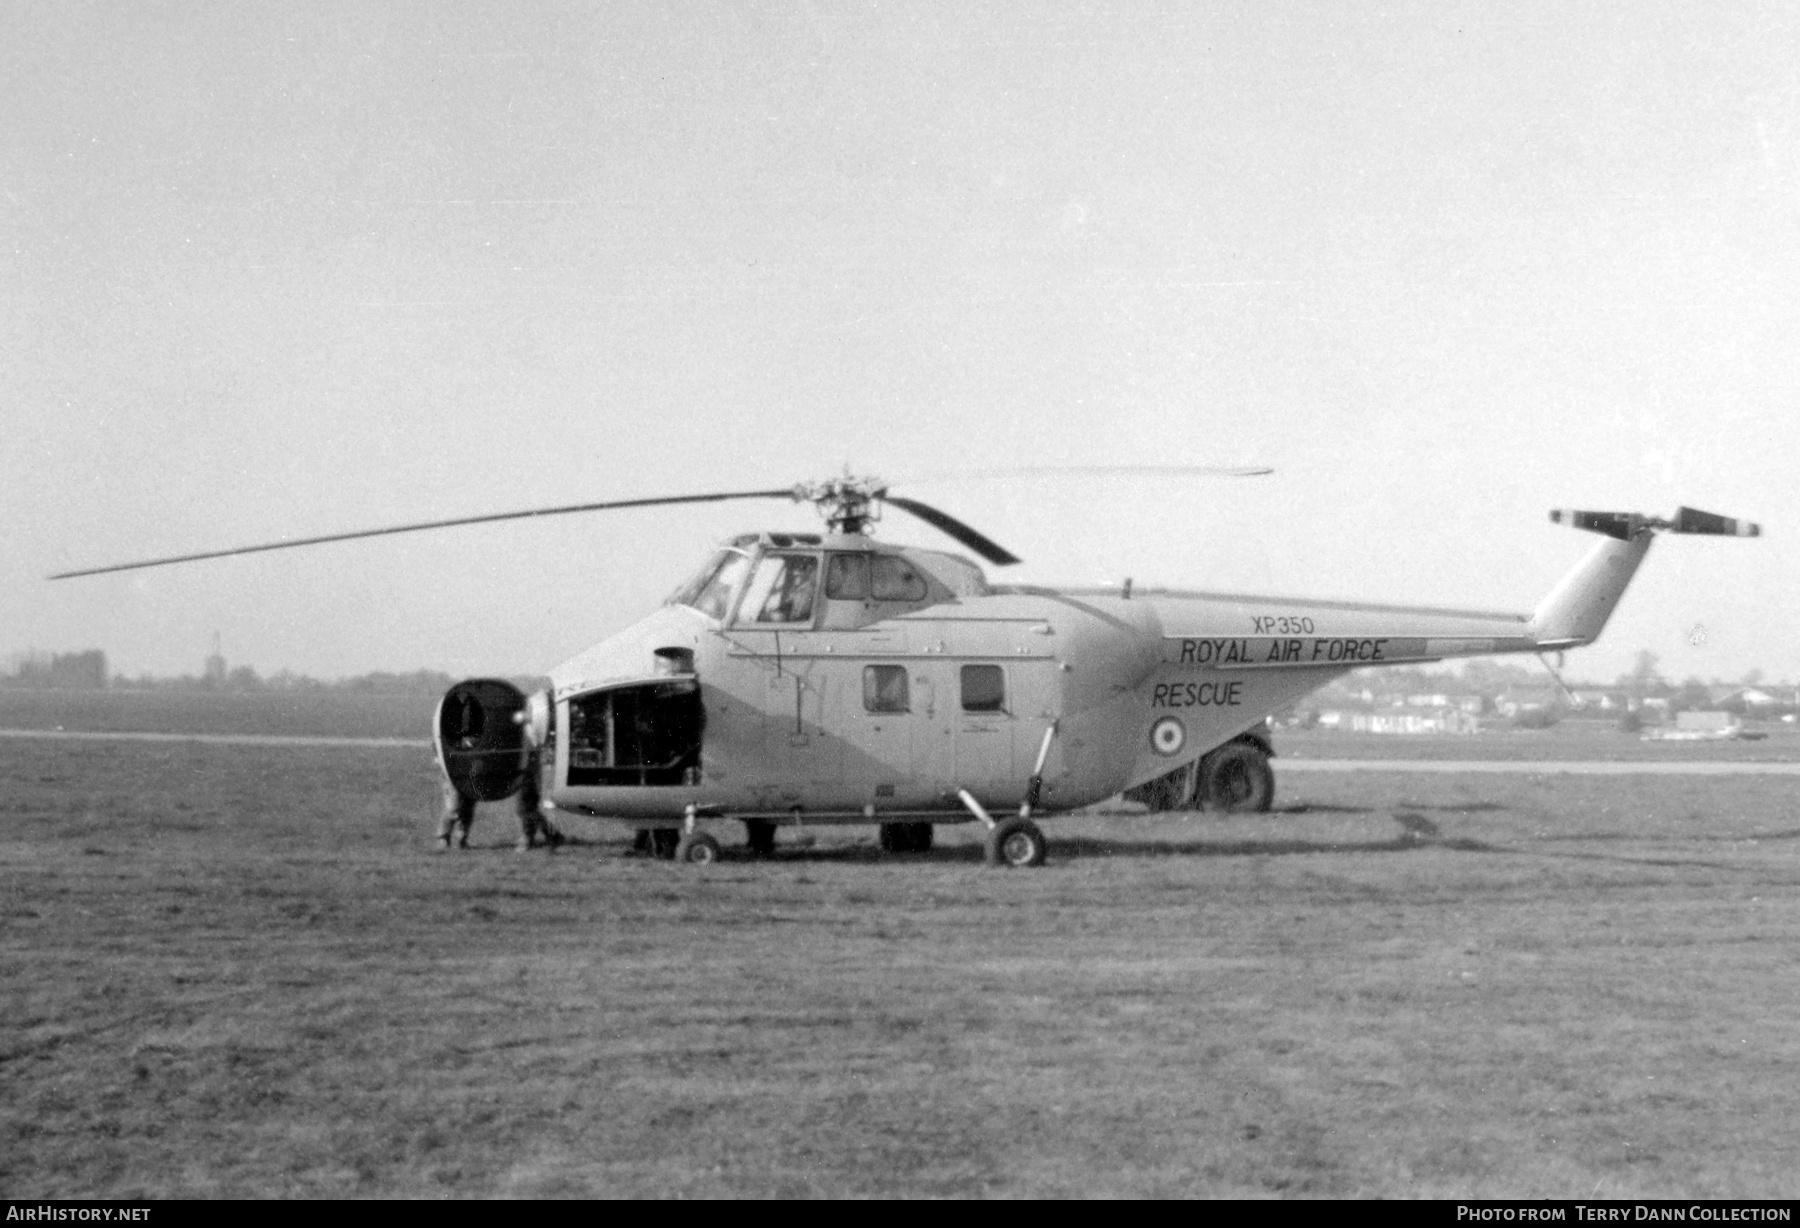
[959,789,1047,869]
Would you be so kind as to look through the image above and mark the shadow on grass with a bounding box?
[460,812,1514,866]
[1048,832,1499,860]
[1536,826,1800,847]
[1531,847,1753,872]
[1271,802,1379,815]
[711,822,1502,865]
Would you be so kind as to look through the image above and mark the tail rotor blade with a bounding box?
[1549,507,1762,541]
[1671,507,1761,537]
[1548,510,1641,540]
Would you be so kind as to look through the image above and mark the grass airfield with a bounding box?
[4,700,1800,1198]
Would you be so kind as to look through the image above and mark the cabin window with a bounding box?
[823,553,929,603]
[871,555,928,601]
[960,664,1006,713]
[683,550,753,620]
[825,553,870,600]
[738,553,820,624]
[863,664,910,713]
[566,681,703,786]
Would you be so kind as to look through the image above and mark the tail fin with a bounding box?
[1529,507,1760,648]
[1529,533,1654,647]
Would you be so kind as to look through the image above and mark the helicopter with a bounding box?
[52,476,1759,868]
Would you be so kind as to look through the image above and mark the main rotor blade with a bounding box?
[883,496,1022,566]
[48,488,798,580]
[896,463,1274,485]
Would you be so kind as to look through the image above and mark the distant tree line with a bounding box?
[1,650,108,690]
[111,667,465,695]
[2,650,481,695]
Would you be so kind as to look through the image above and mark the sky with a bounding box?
[4,2,1797,684]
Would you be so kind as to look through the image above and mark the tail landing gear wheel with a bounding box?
[745,819,777,857]
[1202,742,1275,813]
[649,828,681,859]
[984,818,1047,868]
[676,831,722,864]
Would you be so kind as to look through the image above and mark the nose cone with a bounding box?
[549,605,704,695]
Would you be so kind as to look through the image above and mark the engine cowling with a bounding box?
[434,679,529,801]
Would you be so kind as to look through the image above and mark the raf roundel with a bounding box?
[1150,716,1186,757]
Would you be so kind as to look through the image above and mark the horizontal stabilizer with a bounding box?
[1550,507,1761,541]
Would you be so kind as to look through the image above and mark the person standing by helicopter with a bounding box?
[435,751,564,850]
[435,777,477,850]
[513,748,564,851]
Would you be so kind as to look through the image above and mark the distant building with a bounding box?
[204,632,227,688]
[1569,688,1622,711]
[1319,706,1480,735]
[1644,710,1744,741]
[1716,687,1788,714]
[1495,696,1553,718]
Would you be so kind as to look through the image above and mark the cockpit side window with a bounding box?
[683,549,753,620]
[666,550,725,609]
[737,553,820,625]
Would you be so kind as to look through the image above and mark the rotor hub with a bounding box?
[792,476,888,537]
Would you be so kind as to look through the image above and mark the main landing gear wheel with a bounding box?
[878,821,933,854]
[745,819,778,857]
[676,831,722,864]
[648,828,681,859]
[1202,742,1275,813]
[985,818,1047,868]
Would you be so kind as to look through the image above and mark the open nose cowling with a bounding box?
[434,678,530,801]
